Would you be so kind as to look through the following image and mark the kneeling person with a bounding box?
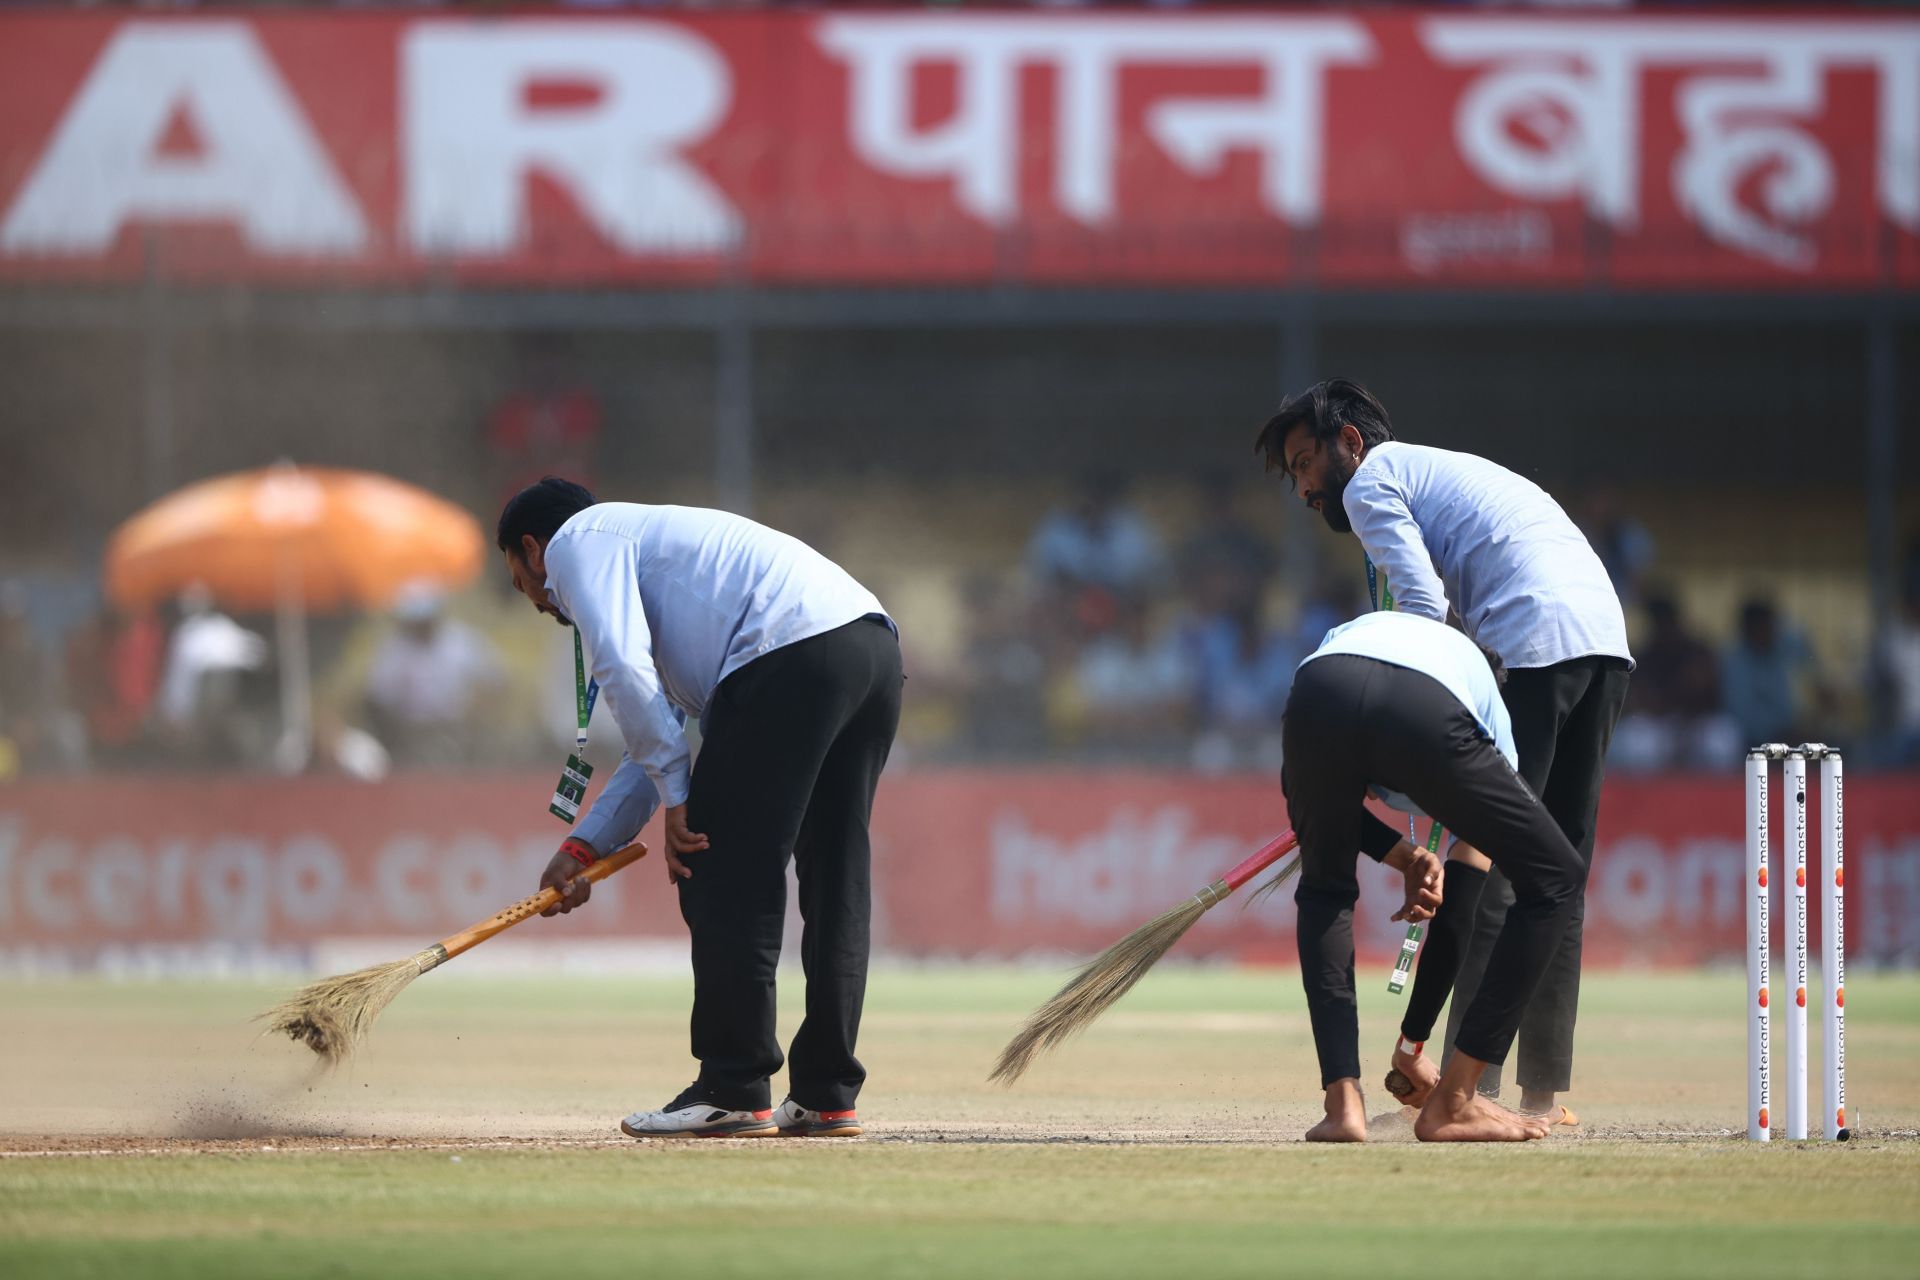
[1283,610,1581,1142]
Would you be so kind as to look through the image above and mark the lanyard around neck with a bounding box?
[573,627,599,751]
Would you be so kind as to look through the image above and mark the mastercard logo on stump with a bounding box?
[1796,987,1807,1007]
[1758,987,1769,1008]
[1758,868,1768,887]
[1796,868,1806,887]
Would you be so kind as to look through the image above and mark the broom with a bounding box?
[990,829,1301,1085]
[257,839,649,1066]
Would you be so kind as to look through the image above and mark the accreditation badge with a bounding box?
[549,753,595,824]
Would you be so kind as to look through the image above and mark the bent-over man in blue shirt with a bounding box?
[499,478,902,1139]
[1284,611,1578,1142]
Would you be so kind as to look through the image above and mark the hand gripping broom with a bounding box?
[990,829,1300,1085]
[258,840,649,1066]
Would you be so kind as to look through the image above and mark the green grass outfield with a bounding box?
[2,968,1916,1278]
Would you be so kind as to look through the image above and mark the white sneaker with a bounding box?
[620,1097,777,1140]
[773,1098,863,1137]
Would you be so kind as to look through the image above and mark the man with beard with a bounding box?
[1255,379,1631,1127]
[499,477,902,1139]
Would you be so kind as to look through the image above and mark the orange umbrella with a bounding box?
[105,465,488,774]
[105,465,486,613]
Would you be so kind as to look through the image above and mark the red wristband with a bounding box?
[560,837,597,868]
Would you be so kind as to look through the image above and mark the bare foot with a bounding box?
[1306,1113,1368,1142]
[1416,1091,1552,1142]
[1386,1043,1438,1107]
[1307,1079,1369,1143]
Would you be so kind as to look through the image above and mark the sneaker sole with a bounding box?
[621,1119,779,1140]
[776,1122,863,1138]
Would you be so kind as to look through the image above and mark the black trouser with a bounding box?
[1282,655,1584,1089]
[677,615,902,1113]
[1438,655,1630,1096]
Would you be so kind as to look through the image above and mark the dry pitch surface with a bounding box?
[1,967,1916,1278]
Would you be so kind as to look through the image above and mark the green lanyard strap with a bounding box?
[1365,553,1395,613]
[573,628,599,751]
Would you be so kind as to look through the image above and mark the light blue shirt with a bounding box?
[542,503,890,852]
[1721,630,1815,746]
[1189,616,1301,728]
[1026,507,1166,590]
[1342,442,1632,672]
[1301,611,1517,815]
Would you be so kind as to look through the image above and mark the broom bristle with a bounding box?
[989,853,1301,1086]
[989,895,1209,1085]
[255,956,425,1067]
[1242,853,1302,910]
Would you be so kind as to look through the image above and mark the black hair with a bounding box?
[1740,597,1777,630]
[496,476,597,557]
[1254,378,1397,477]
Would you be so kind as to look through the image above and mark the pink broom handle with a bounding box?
[1208,828,1300,902]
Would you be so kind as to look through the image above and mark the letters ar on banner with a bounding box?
[0,10,1915,288]
[2,772,1917,970]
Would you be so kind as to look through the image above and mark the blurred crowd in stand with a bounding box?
[3,464,1915,779]
[931,471,1352,774]
[922,475,1908,777]
[0,577,520,779]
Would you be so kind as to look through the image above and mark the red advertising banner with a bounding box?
[2,771,1916,969]
[0,11,1914,289]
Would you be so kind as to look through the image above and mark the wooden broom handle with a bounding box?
[434,840,650,962]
